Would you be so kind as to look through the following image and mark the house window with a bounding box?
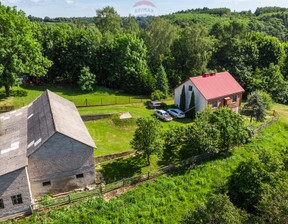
[189,86,193,91]
[232,96,238,103]
[42,181,51,187]
[76,174,84,179]
[11,194,23,205]
[0,199,4,209]
[212,101,218,109]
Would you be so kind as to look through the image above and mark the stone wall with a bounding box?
[0,168,32,219]
[28,133,96,199]
[81,114,112,122]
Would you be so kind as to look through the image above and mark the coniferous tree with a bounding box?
[187,91,196,119]
[180,85,186,111]
[244,92,266,122]
[156,65,169,97]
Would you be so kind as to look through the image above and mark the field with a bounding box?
[11,108,288,223]
[0,85,151,109]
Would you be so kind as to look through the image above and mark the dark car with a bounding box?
[149,101,167,109]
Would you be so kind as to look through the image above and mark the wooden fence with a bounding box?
[31,153,214,212]
[256,115,279,133]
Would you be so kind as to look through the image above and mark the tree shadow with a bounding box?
[20,84,144,98]
[0,89,28,102]
[99,154,147,184]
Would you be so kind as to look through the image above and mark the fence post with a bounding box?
[85,99,88,107]
[68,195,71,204]
[123,178,125,187]
[147,171,150,180]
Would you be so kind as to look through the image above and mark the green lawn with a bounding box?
[0,85,152,109]
[84,102,193,156]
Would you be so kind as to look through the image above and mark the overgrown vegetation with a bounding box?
[10,117,288,224]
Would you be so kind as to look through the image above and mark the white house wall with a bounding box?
[174,80,207,113]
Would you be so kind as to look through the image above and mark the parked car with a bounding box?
[149,101,167,109]
[154,110,173,122]
[167,108,185,119]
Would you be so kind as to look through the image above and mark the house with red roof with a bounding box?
[174,72,245,113]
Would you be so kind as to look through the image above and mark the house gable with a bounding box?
[174,79,207,112]
[28,133,95,198]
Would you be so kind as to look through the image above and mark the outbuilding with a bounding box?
[0,90,96,221]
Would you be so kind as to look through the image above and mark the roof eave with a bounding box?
[206,90,245,101]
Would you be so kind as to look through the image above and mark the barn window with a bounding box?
[189,86,193,91]
[42,181,51,187]
[0,199,4,208]
[11,194,23,205]
[76,173,84,179]
[212,101,218,109]
[232,96,238,103]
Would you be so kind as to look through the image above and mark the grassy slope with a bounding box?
[14,105,288,224]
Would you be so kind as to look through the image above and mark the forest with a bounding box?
[1,4,288,104]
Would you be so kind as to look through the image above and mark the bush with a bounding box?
[228,149,285,214]
[182,194,249,224]
[111,114,135,127]
[151,90,166,101]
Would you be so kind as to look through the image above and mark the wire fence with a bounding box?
[31,153,214,212]
[76,96,151,108]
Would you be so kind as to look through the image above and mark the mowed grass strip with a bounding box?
[0,85,152,109]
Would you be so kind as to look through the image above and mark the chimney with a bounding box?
[211,72,216,76]
[203,73,210,78]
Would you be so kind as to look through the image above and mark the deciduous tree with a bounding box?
[77,67,96,91]
[0,4,52,97]
[95,6,122,35]
[130,117,163,165]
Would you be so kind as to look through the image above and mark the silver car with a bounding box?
[154,110,173,122]
[167,108,185,119]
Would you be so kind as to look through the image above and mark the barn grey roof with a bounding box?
[0,90,96,177]
[0,107,28,176]
[27,90,96,156]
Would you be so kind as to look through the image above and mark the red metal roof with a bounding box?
[189,72,244,100]
[133,1,156,7]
